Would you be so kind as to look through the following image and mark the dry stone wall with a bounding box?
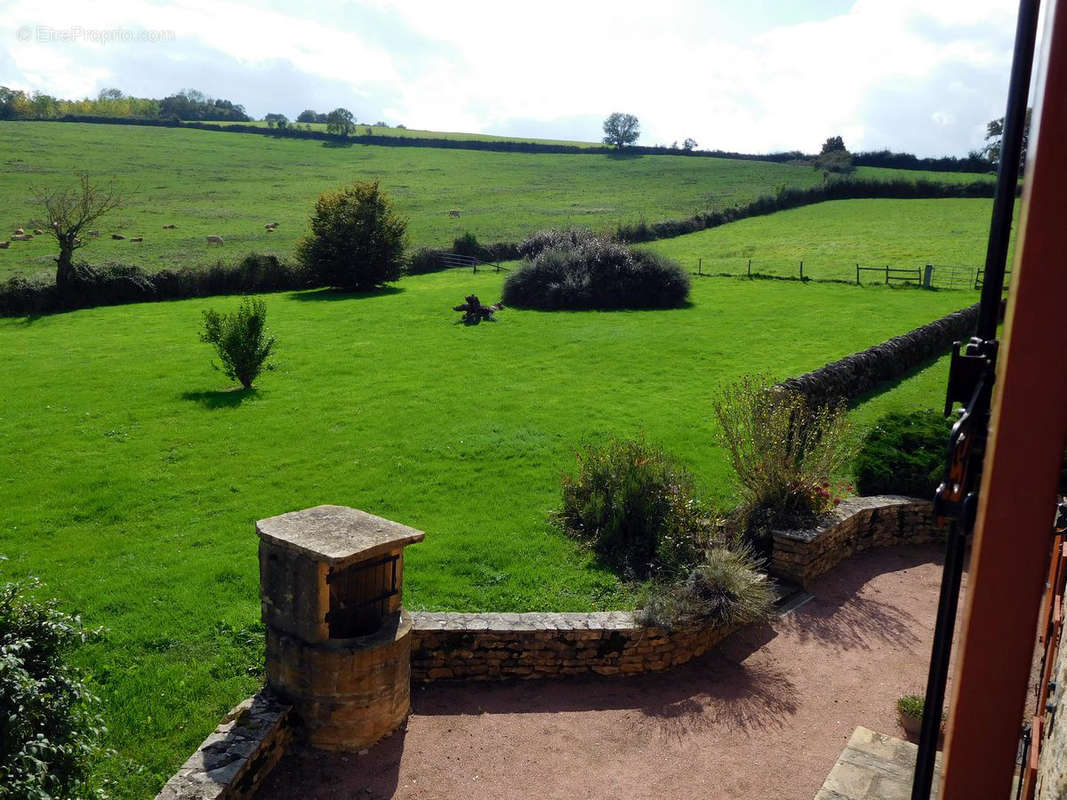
[770,495,942,588]
[409,612,738,682]
[778,304,979,407]
[154,690,292,800]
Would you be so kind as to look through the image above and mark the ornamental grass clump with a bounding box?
[642,547,774,631]
[557,438,707,580]
[713,375,851,543]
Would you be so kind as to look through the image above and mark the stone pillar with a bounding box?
[257,505,424,751]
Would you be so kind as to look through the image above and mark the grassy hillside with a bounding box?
[0,271,969,796]
[645,197,1008,284]
[0,122,991,280]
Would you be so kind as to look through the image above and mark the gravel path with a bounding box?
[258,544,952,800]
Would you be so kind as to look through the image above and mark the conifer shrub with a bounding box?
[854,410,951,498]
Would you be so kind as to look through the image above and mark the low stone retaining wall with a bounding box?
[154,690,292,800]
[409,611,738,682]
[770,495,942,588]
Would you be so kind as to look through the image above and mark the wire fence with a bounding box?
[690,258,992,291]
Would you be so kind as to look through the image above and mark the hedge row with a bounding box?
[0,254,311,316]
[23,118,994,172]
[613,178,999,244]
[778,303,980,407]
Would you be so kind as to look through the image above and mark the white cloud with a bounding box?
[0,0,1023,156]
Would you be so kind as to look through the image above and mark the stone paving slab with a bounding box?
[814,726,942,800]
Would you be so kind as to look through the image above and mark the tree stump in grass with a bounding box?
[453,294,503,325]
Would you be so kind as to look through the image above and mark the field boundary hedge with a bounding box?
[12,117,994,173]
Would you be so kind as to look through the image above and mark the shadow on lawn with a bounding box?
[180,387,258,408]
[288,286,405,302]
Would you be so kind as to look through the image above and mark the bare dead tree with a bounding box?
[31,174,122,289]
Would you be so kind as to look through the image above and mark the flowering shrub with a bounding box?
[712,375,852,543]
[557,438,707,580]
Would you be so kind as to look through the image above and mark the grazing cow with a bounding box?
[448,210,461,218]
[14,227,25,235]
[33,228,43,235]
[267,221,279,227]
[111,233,125,240]
[11,234,32,241]
[0,241,9,249]
[264,224,275,230]
[88,230,100,237]
[130,237,143,243]
[206,235,225,246]
[162,224,177,229]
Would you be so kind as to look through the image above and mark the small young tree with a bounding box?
[31,174,122,290]
[683,137,698,151]
[602,112,640,150]
[200,298,277,390]
[297,179,407,291]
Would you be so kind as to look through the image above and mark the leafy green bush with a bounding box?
[200,297,276,389]
[0,576,107,800]
[503,234,689,310]
[643,547,774,630]
[854,410,951,498]
[713,375,851,538]
[557,438,706,579]
[297,179,407,290]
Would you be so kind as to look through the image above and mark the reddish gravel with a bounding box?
[258,544,954,800]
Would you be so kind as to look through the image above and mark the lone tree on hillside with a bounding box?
[297,179,407,291]
[683,138,698,151]
[814,135,854,175]
[31,174,122,290]
[326,107,356,136]
[602,112,640,150]
[982,109,1032,170]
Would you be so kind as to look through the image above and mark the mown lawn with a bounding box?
[0,122,991,280]
[1,270,967,797]
[645,197,1011,284]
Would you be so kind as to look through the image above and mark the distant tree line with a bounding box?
[1,87,997,173]
[0,87,249,122]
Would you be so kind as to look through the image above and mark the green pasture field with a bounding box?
[645,197,1011,285]
[0,270,967,796]
[0,122,991,281]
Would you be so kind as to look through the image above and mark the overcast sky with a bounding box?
[0,0,1028,156]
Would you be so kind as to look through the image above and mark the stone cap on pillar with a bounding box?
[257,505,425,568]
[257,505,425,644]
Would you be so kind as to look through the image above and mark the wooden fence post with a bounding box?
[799,261,804,281]
[885,264,890,284]
[747,259,752,278]
[856,264,860,285]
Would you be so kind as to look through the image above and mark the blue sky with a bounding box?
[0,0,1023,156]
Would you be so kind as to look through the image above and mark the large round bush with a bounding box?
[854,410,951,498]
[297,179,407,291]
[503,233,689,310]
